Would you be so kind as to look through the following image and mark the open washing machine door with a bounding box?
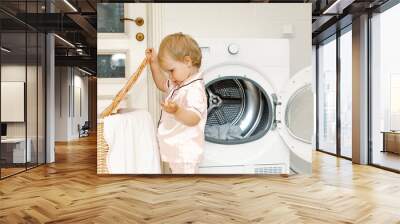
[276,67,314,173]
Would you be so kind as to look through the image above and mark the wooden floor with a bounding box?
[1,163,45,178]
[373,150,400,171]
[1,135,400,223]
[1,167,26,178]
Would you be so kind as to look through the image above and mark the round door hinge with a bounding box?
[136,32,145,41]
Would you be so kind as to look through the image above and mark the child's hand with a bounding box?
[161,100,179,114]
[116,108,135,114]
[145,48,157,64]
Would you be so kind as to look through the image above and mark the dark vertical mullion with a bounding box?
[367,10,373,165]
[43,0,48,165]
[316,44,320,150]
[316,0,321,13]
[60,67,62,117]
[25,0,28,171]
[336,29,341,157]
[44,33,47,164]
[36,0,39,167]
[0,22,2,179]
[73,68,75,118]
[69,69,71,118]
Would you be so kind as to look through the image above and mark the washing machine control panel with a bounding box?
[227,43,240,55]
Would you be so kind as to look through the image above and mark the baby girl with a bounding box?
[146,33,207,174]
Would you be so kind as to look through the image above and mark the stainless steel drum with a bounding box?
[205,77,273,144]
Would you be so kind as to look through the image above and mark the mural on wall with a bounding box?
[97,3,313,175]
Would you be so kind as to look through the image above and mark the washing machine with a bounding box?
[197,38,314,174]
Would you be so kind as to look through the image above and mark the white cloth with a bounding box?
[103,109,161,174]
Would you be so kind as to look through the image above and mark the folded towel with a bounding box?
[103,109,161,174]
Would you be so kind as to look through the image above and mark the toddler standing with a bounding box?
[146,33,207,174]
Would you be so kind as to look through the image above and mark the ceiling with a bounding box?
[311,0,390,44]
[0,0,97,74]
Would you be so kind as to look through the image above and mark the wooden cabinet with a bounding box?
[382,132,400,154]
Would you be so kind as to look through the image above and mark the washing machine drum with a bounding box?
[205,77,274,144]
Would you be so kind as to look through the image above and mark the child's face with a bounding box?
[161,54,194,85]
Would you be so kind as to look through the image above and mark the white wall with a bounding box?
[1,65,37,138]
[55,67,89,141]
[1,64,46,163]
[1,65,26,140]
[161,3,311,77]
[72,73,89,138]
[76,74,89,124]
[1,65,25,128]
[55,67,68,141]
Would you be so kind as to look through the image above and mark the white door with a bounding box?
[97,3,149,117]
[276,67,314,173]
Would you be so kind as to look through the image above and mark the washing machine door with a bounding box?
[203,65,277,145]
[276,67,314,167]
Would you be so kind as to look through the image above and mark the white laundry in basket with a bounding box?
[103,109,161,174]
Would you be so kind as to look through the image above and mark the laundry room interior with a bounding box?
[97,3,313,175]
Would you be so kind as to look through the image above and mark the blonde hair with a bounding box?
[158,32,202,69]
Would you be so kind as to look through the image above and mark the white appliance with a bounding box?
[1,138,32,163]
[197,38,313,174]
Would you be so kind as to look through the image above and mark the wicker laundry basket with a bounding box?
[97,57,149,174]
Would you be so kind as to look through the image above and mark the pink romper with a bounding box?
[157,72,207,173]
